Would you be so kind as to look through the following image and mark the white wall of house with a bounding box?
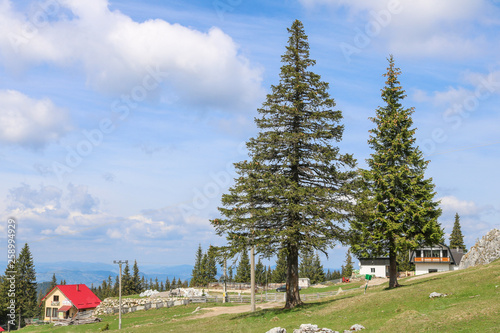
[299,278,310,288]
[415,263,452,275]
[359,264,387,278]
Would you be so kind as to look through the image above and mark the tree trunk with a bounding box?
[388,238,400,288]
[285,244,302,309]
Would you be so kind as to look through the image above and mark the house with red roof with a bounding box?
[40,284,101,322]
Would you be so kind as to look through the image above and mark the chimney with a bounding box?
[77,284,79,291]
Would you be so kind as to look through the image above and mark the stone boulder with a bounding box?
[459,229,500,269]
[266,328,287,333]
[293,324,337,333]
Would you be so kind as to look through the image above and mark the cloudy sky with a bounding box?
[0,0,499,271]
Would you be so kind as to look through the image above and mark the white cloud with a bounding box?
[67,183,100,214]
[412,70,500,114]
[439,196,479,215]
[302,0,500,59]
[8,183,62,210]
[0,0,264,110]
[0,90,71,149]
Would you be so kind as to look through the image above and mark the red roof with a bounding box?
[0,326,5,331]
[41,284,101,310]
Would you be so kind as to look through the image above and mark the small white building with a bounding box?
[410,244,464,275]
[299,278,310,288]
[358,258,390,278]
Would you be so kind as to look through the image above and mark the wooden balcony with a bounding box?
[414,257,450,263]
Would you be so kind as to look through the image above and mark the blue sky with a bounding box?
[0,0,499,272]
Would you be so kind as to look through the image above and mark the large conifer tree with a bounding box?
[272,249,287,283]
[191,244,203,286]
[351,56,443,288]
[234,249,251,283]
[211,19,358,309]
[132,260,141,294]
[15,243,38,328]
[341,249,354,279]
[449,213,466,251]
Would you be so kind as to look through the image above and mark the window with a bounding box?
[52,308,58,317]
[429,269,438,273]
[53,295,59,301]
[415,250,421,257]
[46,307,51,317]
[442,250,448,258]
[371,268,375,273]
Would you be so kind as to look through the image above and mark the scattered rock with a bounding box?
[292,324,337,333]
[429,292,447,298]
[266,328,287,333]
[139,289,159,297]
[459,229,500,269]
[349,324,365,331]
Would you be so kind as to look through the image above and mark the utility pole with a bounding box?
[250,245,255,312]
[113,260,128,330]
[223,259,227,304]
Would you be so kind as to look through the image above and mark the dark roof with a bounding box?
[359,257,390,266]
[450,249,465,265]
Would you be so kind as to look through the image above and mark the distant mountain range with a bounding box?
[0,260,342,290]
[32,261,194,287]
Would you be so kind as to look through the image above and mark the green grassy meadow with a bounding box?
[20,259,500,332]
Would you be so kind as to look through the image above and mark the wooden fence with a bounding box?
[96,287,359,316]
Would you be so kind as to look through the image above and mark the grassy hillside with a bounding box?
[19,259,500,332]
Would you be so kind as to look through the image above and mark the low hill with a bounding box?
[18,259,500,332]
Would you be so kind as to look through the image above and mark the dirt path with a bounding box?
[191,302,284,319]
[366,278,388,286]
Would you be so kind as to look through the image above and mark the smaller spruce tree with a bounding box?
[450,213,467,251]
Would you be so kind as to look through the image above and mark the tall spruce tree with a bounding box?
[235,249,251,283]
[132,260,141,294]
[191,244,204,286]
[351,56,443,288]
[211,19,358,309]
[206,247,218,284]
[255,258,266,286]
[16,243,38,328]
[341,249,353,278]
[272,249,287,283]
[449,213,466,251]
[0,266,11,327]
[299,249,314,281]
[122,262,132,295]
[312,253,325,283]
[50,273,57,289]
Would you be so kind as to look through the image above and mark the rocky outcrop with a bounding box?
[459,229,500,269]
